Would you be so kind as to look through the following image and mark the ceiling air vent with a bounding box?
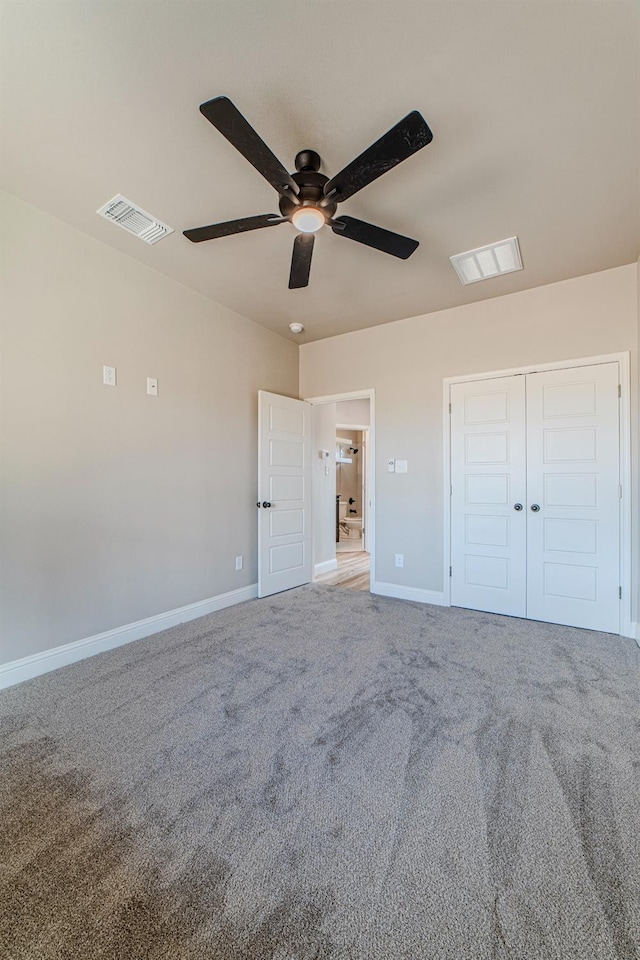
[450,236,522,285]
[97,195,174,244]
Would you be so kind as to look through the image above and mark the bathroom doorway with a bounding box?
[336,428,368,553]
[306,391,374,593]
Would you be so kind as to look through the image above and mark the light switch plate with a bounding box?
[387,459,395,472]
[146,377,158,396]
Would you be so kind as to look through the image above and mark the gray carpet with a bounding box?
[1,585,639,960]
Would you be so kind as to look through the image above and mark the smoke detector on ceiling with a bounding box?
[450,236,522,284]
[97,195,174,244]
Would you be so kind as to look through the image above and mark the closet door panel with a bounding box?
[450,376,527,616]
[525,363,620,633]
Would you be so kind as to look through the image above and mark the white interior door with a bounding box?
[258,391,312,598]
[525,363,620,632]
[450,376,527,617]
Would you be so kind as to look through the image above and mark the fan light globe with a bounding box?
[291,206,325,233]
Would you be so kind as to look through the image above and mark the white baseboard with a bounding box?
[618,618,640,644]
[314,558,338,576]
[0,583,258,691]
[372,581,446,606]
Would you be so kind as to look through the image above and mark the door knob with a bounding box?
[262,501,272,508]
[514,503,523,511]
[530,503,540,512]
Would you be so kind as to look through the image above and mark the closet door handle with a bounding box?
[513,503,523,511]
[530,503,540,512]
[262,501,272,508]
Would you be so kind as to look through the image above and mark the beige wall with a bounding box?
[0,191,298,665]
[300,265,639,626]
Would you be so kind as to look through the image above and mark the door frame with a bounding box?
[305,389,376,591]
[442,352,633,638]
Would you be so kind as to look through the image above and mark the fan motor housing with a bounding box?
[279,161,337,221]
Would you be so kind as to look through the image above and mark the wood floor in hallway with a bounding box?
[315,551,370,591]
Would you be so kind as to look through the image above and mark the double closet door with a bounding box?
[450,362,620,633]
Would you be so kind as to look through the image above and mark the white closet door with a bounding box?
[525,363,620,632]
[450,376,527,616]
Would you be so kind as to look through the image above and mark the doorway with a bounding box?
[306,390,375,592]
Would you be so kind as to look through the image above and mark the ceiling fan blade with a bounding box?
[288,233,314,288]
[200,96,299,198]
[332,216,419,259]
[183,214,284,243]
[323,111,433,203]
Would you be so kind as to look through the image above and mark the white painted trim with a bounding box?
[622,622,639,644]
[443,376,452,608]
[373,581,446,606]
[0,584,258,690]
[443,352,633,638]
[305,389,374,404]
[314,559,338,576]
[305,389,375,592]
[617,352,633,640]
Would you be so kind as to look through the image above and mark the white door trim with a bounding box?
[443,352,633,638]
[305,389,375,590]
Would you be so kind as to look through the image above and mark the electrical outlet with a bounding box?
[103,365,116,386]
[395,553,404,568]
[235,555,243,571]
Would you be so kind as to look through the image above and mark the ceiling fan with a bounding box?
[184,97,433,289]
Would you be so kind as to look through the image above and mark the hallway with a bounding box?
[315,551,370,591]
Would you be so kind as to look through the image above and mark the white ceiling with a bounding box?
[1,1,639,343]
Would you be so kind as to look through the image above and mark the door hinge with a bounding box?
[448,402,452,414]
[449,566,452,577]
[619,484,622,499]
[618,383,621,398]
[619,586,622,600]
[450,484,453,496]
